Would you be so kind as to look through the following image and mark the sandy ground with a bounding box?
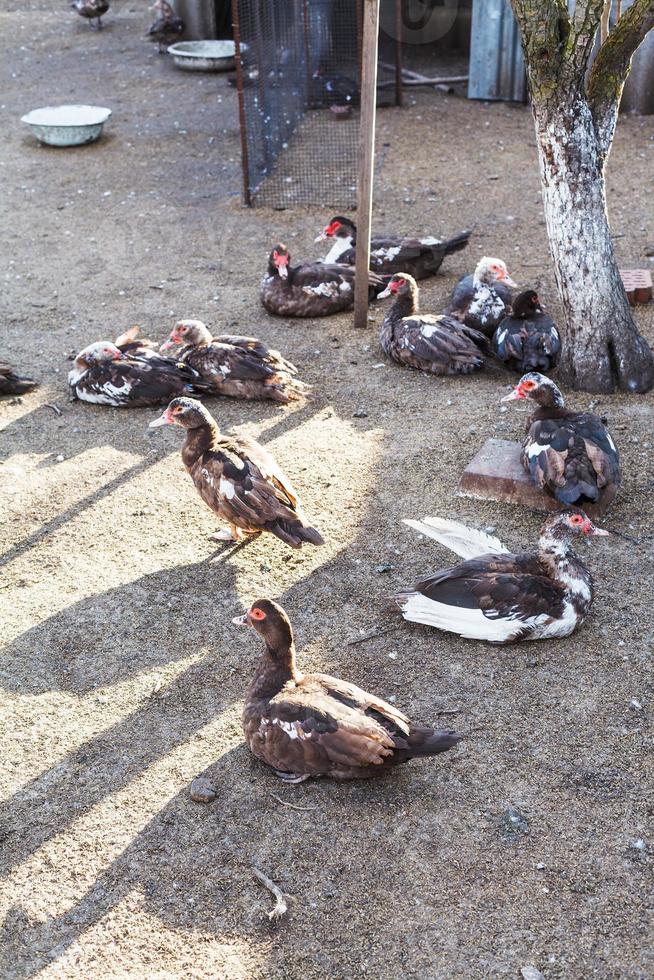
[1,4,653,978]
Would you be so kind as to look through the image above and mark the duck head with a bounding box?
[268,244,290,279]
[149,396,214,429]
[502,372,564,408]
[75,341,124,367]
[233,599,295,658]
[377,272,419,303]
[162,319,212,350]
[315,215,356,244]
[474,257,517,288]
[511,289,543,318]
[540,510,609,549]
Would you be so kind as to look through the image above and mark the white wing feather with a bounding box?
[403,516,509,560]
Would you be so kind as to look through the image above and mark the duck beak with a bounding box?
[587,523,609,537]
[377,285,392,299]
[149,409,173,427]
[232,613,249,626]
[159,339,177,351]
[277,263,288,279]
[314,231,328,243]
[501,386,523,402]
[502,273,518,288]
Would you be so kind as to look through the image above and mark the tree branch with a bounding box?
[509,0,570,97]
[588,0,654,154]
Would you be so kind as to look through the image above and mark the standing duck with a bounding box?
[147,0,184,53]
[1,360,38,397]
[162,319,309,403]
[393,511,608,643]
[235,599,461,782]
[149,398,323,548]
[492,290,561,373]
[316,215,471,280]
[71,0,109,28]
[378,273,489,375]
[69,341,208,407]
[503,373,621,507]
[445,256,517,336]
[261,243,386,318]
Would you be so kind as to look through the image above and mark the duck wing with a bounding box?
[492,316,525,365]
[403,516,509,559]
[391,314,486,375]
[71,355,198,407]
[394,552,565,642]
[212,335,298,375]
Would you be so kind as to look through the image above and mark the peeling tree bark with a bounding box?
[510,0,654,393]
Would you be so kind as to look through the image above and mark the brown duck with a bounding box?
[378,273,490,375]
[1,360,38,397]
[235,599,462,782]
[162,319,309,403]
[149,398,323,548]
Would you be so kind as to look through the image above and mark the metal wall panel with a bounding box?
[467,0,526,102]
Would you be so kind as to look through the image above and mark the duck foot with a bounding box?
[275,770,310,784]
[210,528,243,542]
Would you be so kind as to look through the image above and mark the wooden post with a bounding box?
[353,0,380,329]
[231,0,251,206]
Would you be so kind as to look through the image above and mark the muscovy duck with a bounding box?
[147,0,183,52]
[114,325,160,358]
[393,510,608,644]
[71,0,109,29]
[235,599,461,782]
[445,256,517,336]
[0,360,38,397]
[69,341,208,407]
[316,215,471,280]
[162,319,309,403]
[149,398,323,548]
[261,244,386,318]
[492,290,561,373]
[503,373,621,508]
[377,273,489,375]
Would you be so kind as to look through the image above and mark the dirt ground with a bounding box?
[1,3,653,978]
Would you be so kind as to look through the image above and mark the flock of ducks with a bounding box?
[71,0,183,51]
[5,214,622,783]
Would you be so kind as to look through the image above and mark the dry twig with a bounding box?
[346,623,403,647]
[44,403,62,416]
[252,867,288,921]
[269,793,317,811]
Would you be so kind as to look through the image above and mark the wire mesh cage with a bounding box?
[233,0,366,208]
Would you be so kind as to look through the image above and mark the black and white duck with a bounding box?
[316,215,471,280]
[503,373,621,508]
[147,0,183,52]
[69,341,208,407]
[235,599,462,782]
[162,319,309,403]
[149,398,323,548]
[71,0,109,28]
[261,243,386,318]
[377,273,489,375]
[445,256,517,336]
[393,511,608,643]
[492,290,561,373]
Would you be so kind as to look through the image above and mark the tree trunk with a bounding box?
[532,96,654,393]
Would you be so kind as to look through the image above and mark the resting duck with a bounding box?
[445,256,517,336]
[492,290,561,373]
[147,0,183,52]
[1,360,38,397]
[149,398,323,548]
[114,325,159,358]
[71,0,109,29]
[162,319,309,404]
[378,273,489,375]
[261,243,386,318]
[503,373,621,507]
[235,599,461,782]
[316,215,471,280]
[393,511,608,644]
[69,341,208,407]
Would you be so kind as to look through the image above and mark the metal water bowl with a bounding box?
[167,40,239,72]
[21,104,112,147]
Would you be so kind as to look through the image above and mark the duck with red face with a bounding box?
[236,598,461,782]
[68,340,209,407]
[261,242,387,318]
[316,215,471,280]
[160,319,309,404]
[393,509,609,644]
[445,256,518,336]
[502,372,621,508]
[377,272,489,376]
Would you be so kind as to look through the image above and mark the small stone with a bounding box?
[644,244,654,257]
[190,777,217,804]
[629,698,643,711]
[374,564,395,574]
[521,967,544,980]
[388,651,398,660]
[55,455,65,462]
[353,408,368,418]
[500,805,529,838]
[536,862,546,870]
[629,838,646,854]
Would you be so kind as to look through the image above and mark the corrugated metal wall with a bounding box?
[467,0,526,102]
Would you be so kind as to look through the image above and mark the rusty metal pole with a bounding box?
[231,0,251,206]
[353,0,380,329]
